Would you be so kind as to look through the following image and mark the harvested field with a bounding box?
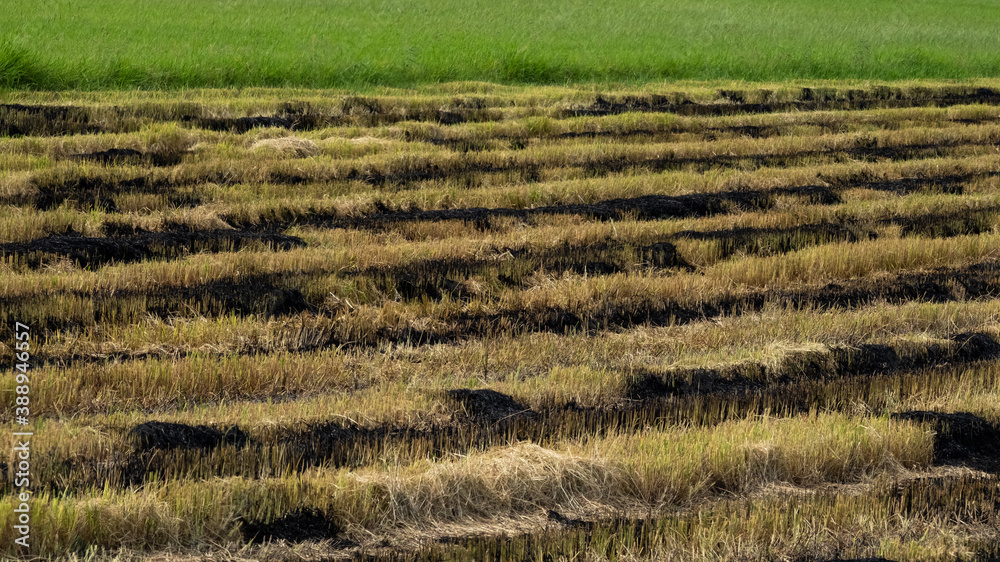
[3,82,1000,561]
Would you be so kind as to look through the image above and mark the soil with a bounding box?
[138,275,313,318]
[425,123,791,152]
[626,336,986,403]
[130,421,249,451]
[0,174,180,211]
[448,389,538,424]
[409,258,1000,343]
[797,558,897,562]
[240,508,355,546]
[973,543,1000,562]
[6,86,1000,142]
[626,367,769,401]
[68,148,183,167]
[355,239,691,302]
[194,115,293,133]
[823,171,983,195]
[546,510,591,529]
[71,333,998,492]
[671,203,1000,256]
[951,332,1000,361]
[6,144,985,214]
[0,269,323,334]
[69,148,143,164]
[213,204,999,313]
[568,87,1000,118]
[8,246,1000,345]
[338,138,987,188]
[282,185,836,233]
[0,229,305,269]
[0,103,98,136]
[891,411,1000,473]
[14,330,995,498]
[579,140,981,179]
[231,172,995,234]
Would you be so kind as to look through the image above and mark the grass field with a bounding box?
[3,0,1000,89]
[2,81,1000,560]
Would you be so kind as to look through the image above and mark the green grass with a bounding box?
[3,0,1000,90]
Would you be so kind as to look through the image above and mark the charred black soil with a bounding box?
[568,86,1000,118]
[68,147,183,167]
[577,139,997,179]
[626,334,996,404]
[193,115,294,133]
[889,474,1000,526]
[0,103,99,136]
[130,421,250,450]
[9,249,1000,346]
[353,239,691,303]
[341,137,998,188]
[5,86,1000,141]
[448,389,538,424]
[0,174,195,211]
[675,203,1000,260]
[0,271,319,335]
[382,258,1000,345]
[229,171,999,234]
[306,473,999,561]
[891,411,1000,473]
[5,142,993,215]
[231,185,836,233]
[421,118,921,151]
[0,229,305,269]
[20,333,1000,494]
[240,508,356,546]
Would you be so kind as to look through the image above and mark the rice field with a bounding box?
[2,81,1000,560]
[3,0,1000,89]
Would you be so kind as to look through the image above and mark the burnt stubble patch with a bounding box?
[0,103,98,136]
[448,389,538,424]
[0,229,305,269]
[240,508,356,546]
[68,147,184,167]
[891,411,1000,473]
[130,421,250,451]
